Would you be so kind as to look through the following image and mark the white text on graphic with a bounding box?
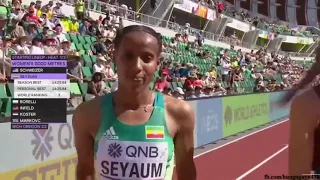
[234,103,268,121]
[125,146,159,158]
[264,174,320,179]
[101,161,163,178]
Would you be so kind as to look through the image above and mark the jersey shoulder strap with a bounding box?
[100,93,115,125]
[154,92,165,108]
[94,93,114,154]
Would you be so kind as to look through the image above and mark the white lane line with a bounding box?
[235,145,288,180]
[193,119,289,159]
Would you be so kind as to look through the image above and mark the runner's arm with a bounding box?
[172,100,197,180]
[288,91,314,175]
[73,105,95,180]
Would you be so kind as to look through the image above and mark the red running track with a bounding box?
[174,120,289,180]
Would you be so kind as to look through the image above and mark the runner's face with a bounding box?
[115,31,160,91]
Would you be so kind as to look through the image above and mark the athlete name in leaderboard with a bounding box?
[10,99,67,130]
[10,55,69,130]
[11,55,69,98]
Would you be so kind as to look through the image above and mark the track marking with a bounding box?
[235,145,288,180]
[194,119,289,159]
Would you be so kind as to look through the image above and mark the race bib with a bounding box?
[96,140,169,180]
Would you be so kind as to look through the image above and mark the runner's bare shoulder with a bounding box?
[164,96,195,127]
[72,96,104,136]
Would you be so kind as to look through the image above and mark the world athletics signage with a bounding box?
[192,91,289,148]
[222,94,269,137]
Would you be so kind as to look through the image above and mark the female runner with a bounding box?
[281,48,320,175]
[72,25,197,180]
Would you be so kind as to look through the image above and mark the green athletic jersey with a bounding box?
[94,92,175,180]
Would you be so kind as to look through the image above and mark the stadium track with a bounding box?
[173,119,289,180]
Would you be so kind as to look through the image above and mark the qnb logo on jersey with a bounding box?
[108,142,122,158]
[99,141,168,179]
[103,126,119,140]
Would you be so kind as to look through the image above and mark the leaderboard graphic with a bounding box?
[10,55,70,130]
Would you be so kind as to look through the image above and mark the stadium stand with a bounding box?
[0,0,315,117]
[197,0,317,37]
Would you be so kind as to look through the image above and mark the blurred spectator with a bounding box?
[87,72,109,100]
[172,87,184,100]
[196,30,204,47]
[70,16,80,34]
[92,38,108,55]
[75,0,85,21]
[203,85,214,96]
[221,56,231,81]
[53,24,68,43]
[79,20,90,35]
[185,86,196,99]
[30,37,44,54]
[58,40,72,54]
[26,7,40,24]
[12,0,22,10]
[8,15,25,39]
[217,1,224,14]
[36,26,50,42]
[194,85,206,98]
[155,71,169,93]
[93,54,107,74]
[52,2,63,16]
[14,36,29,54]
[67,51,84,82]
[104,57,117,82]
[0,5,8,37]
[43,37,58,54]
[24,22,37,40]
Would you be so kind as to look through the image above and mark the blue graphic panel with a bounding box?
[269,91,290,122]
[196,98,223,148]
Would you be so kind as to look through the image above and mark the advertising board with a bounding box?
[195,98,223,147]
[222,94,269,137]
[173,0,216,20]
[269,91,290,122]
[0,115,76,180]
[0,154,77,180]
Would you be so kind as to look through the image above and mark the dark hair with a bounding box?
[92,72,103,82]
[32,37,41,45]
[281,47,320,104]
[114,25,162,54]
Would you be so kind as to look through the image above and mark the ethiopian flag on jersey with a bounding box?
[145,126,165,139]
